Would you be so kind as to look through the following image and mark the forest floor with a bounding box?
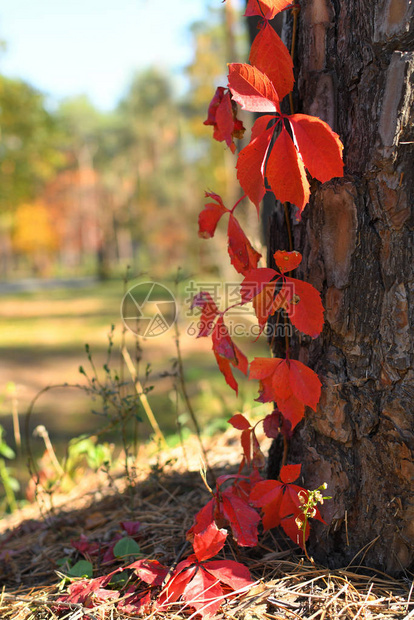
[0,427,412,620]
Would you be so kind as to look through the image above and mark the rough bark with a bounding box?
[267,1,414,574]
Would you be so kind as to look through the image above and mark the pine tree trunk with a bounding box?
[267,1,414,574]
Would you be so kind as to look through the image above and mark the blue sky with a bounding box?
[0,0,211,110]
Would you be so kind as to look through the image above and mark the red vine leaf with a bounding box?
[282,277,324,338]
[228,413,250,431]
[249,464,308,546]
[128,558,169,586]
[240,267,278,303]
[228,414,266,468]
[221,487,261,546]
[249,21,294,100]
[191,291,219,338]
[204,87,245,153]
[273,250,302,273]
[249,357,321,429]
[193,522,228,562]
[245,0,294,19]
[158,549,253,618]
[227,214,262,275]
[288,114,344,183]
[280,463,302,484]
[188,477,261,547]
[266,124,310,212]
[212,317,248,394]
[228,63,280,113]
[236,116,275,210]
[198,192,229,239]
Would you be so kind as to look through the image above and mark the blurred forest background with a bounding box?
[0,4,249,281]
[0,1,267,506]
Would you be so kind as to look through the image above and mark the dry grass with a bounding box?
[0,429,412,620]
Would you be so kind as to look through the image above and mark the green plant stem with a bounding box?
[121,346,167,448]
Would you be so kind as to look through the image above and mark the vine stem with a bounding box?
[280,5,301,470]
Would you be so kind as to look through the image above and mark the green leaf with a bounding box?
[0,444,15,459]
[113,537,141,560]
[67,560,93,578]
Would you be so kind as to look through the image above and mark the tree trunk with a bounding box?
[267,1,414,574]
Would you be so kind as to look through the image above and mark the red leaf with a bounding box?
[212,318,248,394]
[157,559,197,609]
[250,479,284,530]
[288,359,321,411]
[204,87,246,153]
[280,463,301,484]
[288,114,344,183]
[252,280,277,330]
[241,429,252,464]
[191,291,219,338]
[188,499,216,539]
[284,277,324,338]
[240,267,277,303]
[263,411,281,438]
[212,317,236,361]
[249,357,321,429]
[228,63,280,113]
[193,522,227,562]
[228,413,250,430]
[120,520,141,536]
[214,352,238,393]
[266,124,310,214]
[182,568,223,617]
[273,250,302,274]
[249,21,294,100]
[198,192,229,239]
[128,558,168,586]
[245,0,294,19]
[263,409,293,439]
[118,590,152,615]
[221,488,260,547]
[236,116,275,210]
[215,90,238,153]
[205,559,253,591]
[227,214,261,275]
[281,514,309,548]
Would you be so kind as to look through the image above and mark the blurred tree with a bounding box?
[12,201,58,275]
[0,75,63,277]
[0,76,63,211]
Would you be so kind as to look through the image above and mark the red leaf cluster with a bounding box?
[188,474,261,547]
[241,250,324,338]
[250,357,321,429]
[250,464,324,548]
[228,63,344,215]
[158,522,253,618]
